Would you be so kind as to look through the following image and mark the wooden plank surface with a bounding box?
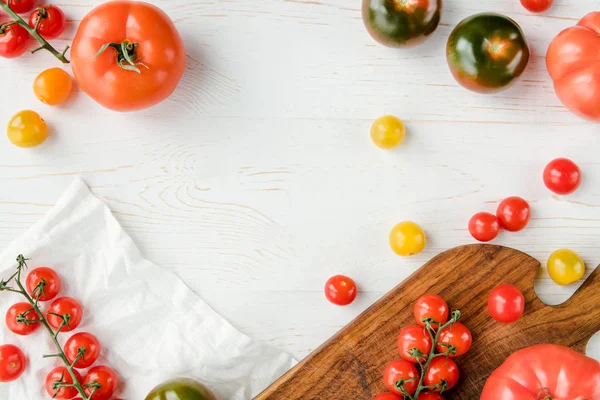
[0,0,598,375]
[257,245,600,399]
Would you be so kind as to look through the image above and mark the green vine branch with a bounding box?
[0,3,69,63]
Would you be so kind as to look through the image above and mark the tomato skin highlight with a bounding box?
[383,359,419,395]
[0,23,29,58]
[488,284,524,324]
[397,325,432,363]
[71,1,186,111]
[481,344,600,399]
[547,248,585,286]
[324,275,357,306]
[447,13,529,93]
[28,5,66,39]
[413,294,448,329]
[0,344,26,382]
[362,0,442,48]
[436,322,472,357]
[65,332,101,369]
[424,357,459,391]
[5,302,40,335]
[496,197,530,232]
[468,212,500,242]
[83,366,118,400]
[547,12,600,121]
[543,158,581,195]
[45,366,82,399]
[47,297,83,332]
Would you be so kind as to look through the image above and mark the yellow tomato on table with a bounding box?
[371,115,405,149]
[33,68,73,106]
[547,249,585,285]
[7,110,48,148]
[389,221,426,256]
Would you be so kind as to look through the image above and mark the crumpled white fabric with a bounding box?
[0,179,295,399]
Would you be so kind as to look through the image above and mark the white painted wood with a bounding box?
[0,0,598,369]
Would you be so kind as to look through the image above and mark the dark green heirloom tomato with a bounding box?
[145,378,218,400]
[446,13,530,93]
[362,0,443,48]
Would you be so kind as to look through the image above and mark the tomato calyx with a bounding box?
[536,388,553,400]
[97,40,149,74]
[15,306,40,326]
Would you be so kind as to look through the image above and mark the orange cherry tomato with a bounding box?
[71,1,186,111]
[33,68,73,105]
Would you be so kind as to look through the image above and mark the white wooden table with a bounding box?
[0,0,598,363]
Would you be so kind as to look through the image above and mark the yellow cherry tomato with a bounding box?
[7,110,49,148]
[370,115,406,149]
[547,249,585,286]
[33,68,73,106]
[389,221,426,256]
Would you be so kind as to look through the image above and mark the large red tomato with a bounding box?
[547,12,600,121]
[481,344,600,399]
[71,1,186,111]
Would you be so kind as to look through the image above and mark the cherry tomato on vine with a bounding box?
[324,275,357,306]
[496,197,530,232]
[488,284,524,323]
[65,332,101,369]
[83,366,118,400]
[45,366,82,399]
[547,248,585,286]
[543,158,581,195]
[383,359,419,396]
[5,302,40,335]
[370,115,406,149]
[2,0,36,14]
[436,322,472,357]
[0,344,26,382]
[25,266,60,301]
[389,221,426,256]
[373,393,402,400]
[418,392,445,400]
[468,212,500,242]
[424,357,460,391]
[0,22,29,58]
[413,294,448,329]
[520,0,553,12]
[33,68,73,106]
[47,297,83,332]
[398,325,432,363]
[28,5,65,39]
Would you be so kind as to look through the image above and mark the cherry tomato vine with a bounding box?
[0,255,96,400]
[0,2,69,63]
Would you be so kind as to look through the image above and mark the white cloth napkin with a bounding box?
[0,179,295,399]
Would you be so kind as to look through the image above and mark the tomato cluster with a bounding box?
[1,265,119,400]
[373,295,472,399]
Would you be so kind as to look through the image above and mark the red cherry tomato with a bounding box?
[26,266,61,302]
[324,275,357,306]
[45,366,82,399]
[0,22,29,58]
[436,322,472,357]
[496,197,530,232]
[5,302,40,335]
[47,297,83,333]
[468,212,500,242]
[424,357,460,391]
[65,332,101,369]
[373,393,402,400]
[383,359,419,395]
[83,365,118,400]
[488,284,525,324]
[543,158,582,195]
[520,0,553,12]
[2,0,36,13]
[413,294,448,329]
[418,392,445,400]
[397,325,432,363]
[28,5,65,39]
[0,344,26,382]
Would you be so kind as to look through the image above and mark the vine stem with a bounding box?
[6,256,89,400]
[0,2,69,63]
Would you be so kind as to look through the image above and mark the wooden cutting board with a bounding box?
[256,244,600,399]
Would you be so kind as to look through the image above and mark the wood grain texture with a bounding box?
[0,0,599,371]
[257,245,600,399]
